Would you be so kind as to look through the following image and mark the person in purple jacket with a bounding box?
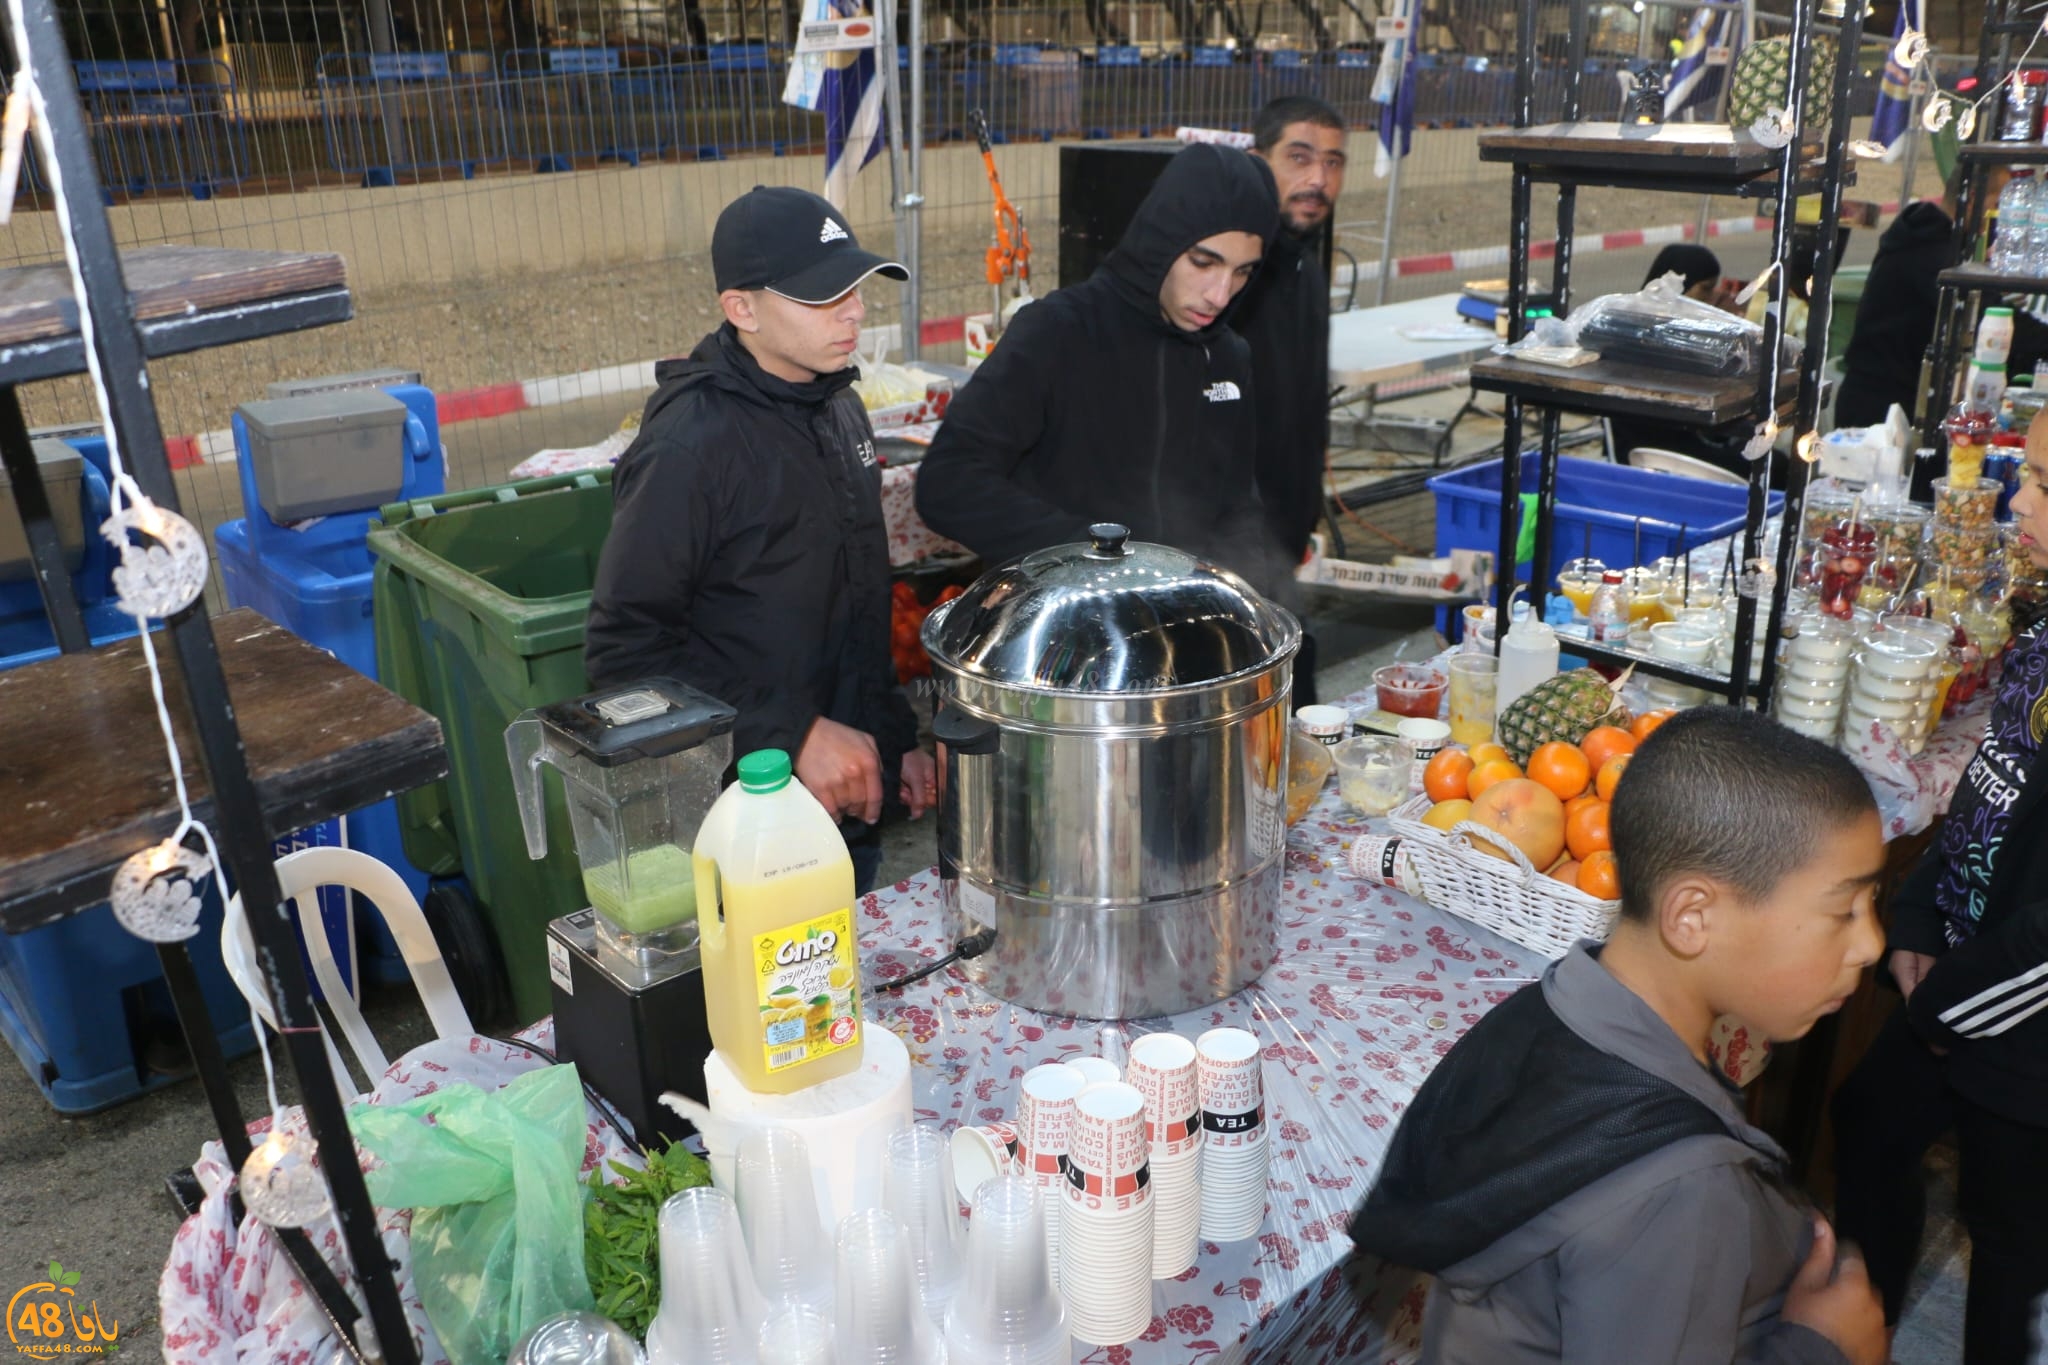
[1831,423,2048,1363]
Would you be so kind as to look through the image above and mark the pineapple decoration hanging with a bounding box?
[1728,33,1838,139]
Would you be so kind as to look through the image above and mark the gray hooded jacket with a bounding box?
[1350,945,1848,1365]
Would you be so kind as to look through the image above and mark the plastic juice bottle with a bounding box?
[693,749,863,1094]
[1588,571,1629,643]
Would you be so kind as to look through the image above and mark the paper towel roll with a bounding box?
[700,1025,914,1230]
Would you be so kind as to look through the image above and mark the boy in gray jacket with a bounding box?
[1347,708,1890,1364]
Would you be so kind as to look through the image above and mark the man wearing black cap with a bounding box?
[586,185,932,891]
[913,143,1281,587]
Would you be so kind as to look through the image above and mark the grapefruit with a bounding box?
[1422,798,1473,831]
[1466,778,1567,869]
[1548,858,1582,887]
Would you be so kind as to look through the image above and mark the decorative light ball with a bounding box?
[102,499,208,619]
[239,1129,331,1228]
[109,839,210,942]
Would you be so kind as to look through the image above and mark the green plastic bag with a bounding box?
[352,1064,594,1365]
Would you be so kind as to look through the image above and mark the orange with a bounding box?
[1466,778,1567,869]
[1578,849,1620,900]
[1565,799,1612,862]
[1631,709,1677,742]
[1563,792,1602,821]
[1548,858,1581,888]
[1595,753,1631,802]
[1468,741,1512,770]
[1422,798,1473,831]
[1466,759,1522,799]
[1423,749,1475,803]
[1579,725,1638,773]
[1527,742,1592,802]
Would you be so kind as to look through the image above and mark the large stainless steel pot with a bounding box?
[922,524,1299,1020]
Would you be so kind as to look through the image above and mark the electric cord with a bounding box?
[871,929,998,995]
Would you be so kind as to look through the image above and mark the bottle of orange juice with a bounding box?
[693,749,864,1094]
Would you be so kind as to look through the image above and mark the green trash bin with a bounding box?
[369,469,614,1022]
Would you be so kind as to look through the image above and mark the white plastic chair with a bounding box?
[1624,445,1747,485]
[223,846,473,1098]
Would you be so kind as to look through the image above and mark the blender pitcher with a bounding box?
[506,679,736,963]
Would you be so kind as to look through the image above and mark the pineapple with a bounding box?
[1495,669,1632,767]
[1728,34,1837,134]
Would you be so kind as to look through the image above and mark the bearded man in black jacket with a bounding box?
[584,186,933,892]
[914,143,1282,590]
[1236,95,1346,702]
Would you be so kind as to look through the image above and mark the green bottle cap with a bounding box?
[737,749,793,793]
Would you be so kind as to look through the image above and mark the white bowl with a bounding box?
[1779,673,1848,702]
[1858,635,1940,681]
[1851,666,1923,703]
[1781,654,1852,683]
[1775,692,1845,722]
[1847,693,1916,721]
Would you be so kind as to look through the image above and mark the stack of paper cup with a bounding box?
[1196,1027,1269,1242]
[1016,1063,1086,1284]
[1059,1081,1155,1346]
[1126,1032,1202,1278]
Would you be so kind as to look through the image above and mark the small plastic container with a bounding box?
[1373,663,1447,719]
[1649,621,1716,665]
[1778,671,1849,703]
[1333,735,1415,817]
[1931,476,2002,531]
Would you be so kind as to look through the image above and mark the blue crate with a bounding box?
[0,874,256,1114]
[1430,455,1782,591]
[215,383,445,981]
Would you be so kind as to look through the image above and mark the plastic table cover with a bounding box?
[156,682,1993,1364]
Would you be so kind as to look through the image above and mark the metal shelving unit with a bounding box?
[1472,0,1864,704]
[0,2,432,1360]
[1917,0,2047,464]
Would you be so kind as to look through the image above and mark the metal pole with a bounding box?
[878,0,914,360]
[906,0,925,359]
[1898,87,1923,204]
[1373,146,1401,306]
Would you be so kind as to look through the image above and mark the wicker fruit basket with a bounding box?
[1386,794,1621,960]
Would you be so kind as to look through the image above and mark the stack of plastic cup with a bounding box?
[943,1175,1070,1365]
[1846,630,1940,751]
[645,1187,767,1365]
[1016,1063,1087,1284]
[1876,613,1961,750]
[735,1126,834,1314]
[1774,616,1855,743]
[1065,1055,1120,1090]
[508,1313,640,1365]
[1126,1032,1202,1278]
[757,1306,835,1365]
[1059,1081,1155,1346]
[1196,1027,1269,1242]
[883,1124,962,1324]
[834,1209,943,1365]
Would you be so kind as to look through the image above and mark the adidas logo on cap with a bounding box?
[819,218,849,243]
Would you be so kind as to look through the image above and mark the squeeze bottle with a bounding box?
[693,749,863,1094]
[1498,596,1561,712]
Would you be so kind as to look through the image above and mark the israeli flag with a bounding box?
[784,0,887,209]
[1870,0,1920,159]
[1665,1,1749,116]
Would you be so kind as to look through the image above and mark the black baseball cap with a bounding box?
[712,186,908,305]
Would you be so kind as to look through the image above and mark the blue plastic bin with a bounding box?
[214,383,446,982]
[0,437,141,661]
[1430,455,1783,589]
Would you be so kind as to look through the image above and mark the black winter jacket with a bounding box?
[914,143,1283,588]
[1886,615,2048,1125]
[1836,202,1956,430]
[1232,227,1331,563]
[585,325,917,796]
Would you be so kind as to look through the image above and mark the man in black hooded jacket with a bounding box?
[914,143,1281,587]
[584,186,930,891]
[1836,199,1958,430]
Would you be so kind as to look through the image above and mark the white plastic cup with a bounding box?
[757,1306,835,1365]
[943,1175,1070,1365]
[882,1124,963,1324]
[646,1187,768,1365]
[834,1209,944,1365]
[948,1121,1019,1204]
[735,1126,834,1314]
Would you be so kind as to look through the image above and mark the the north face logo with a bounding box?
[820,218,849,243]
[1204,381,1242,402]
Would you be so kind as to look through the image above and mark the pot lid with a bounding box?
[922,524,1300,693]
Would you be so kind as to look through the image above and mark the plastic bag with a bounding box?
[353,1064,594,1365]
[1502,273,1765,377]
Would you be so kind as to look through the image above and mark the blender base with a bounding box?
[548,908,712,1149]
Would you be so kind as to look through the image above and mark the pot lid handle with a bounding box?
[1086,522,1131,559]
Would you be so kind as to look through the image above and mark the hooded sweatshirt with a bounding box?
[1233,225,1331,563]
[585,324,917,802]
[1346,945,1847,1365]
[1836,202,1957,430]
[914,143,1283,587]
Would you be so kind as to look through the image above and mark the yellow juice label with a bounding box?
[755,907,860,1072]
